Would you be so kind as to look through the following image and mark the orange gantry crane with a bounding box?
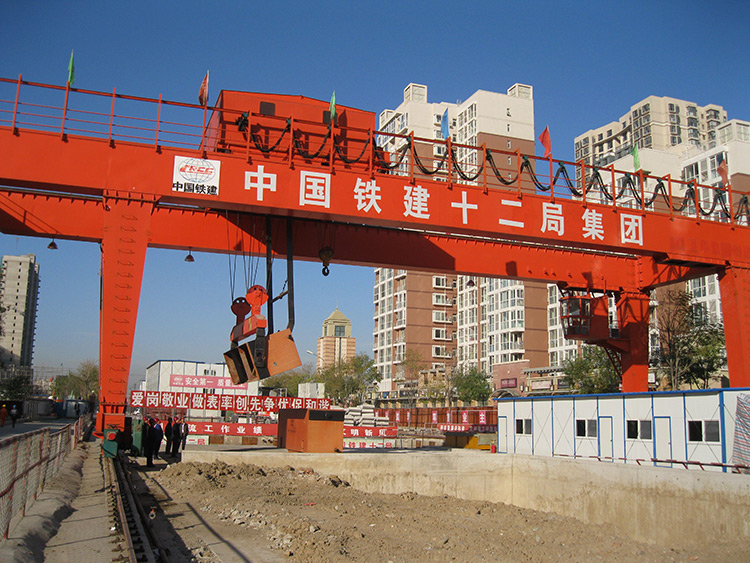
[0,76,749,433]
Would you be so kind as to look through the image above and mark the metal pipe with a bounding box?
[266,215,274,333]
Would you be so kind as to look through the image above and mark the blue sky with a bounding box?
[2,1,749,382]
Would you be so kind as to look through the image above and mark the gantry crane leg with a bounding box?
[97,192,154,434]
[617,291,651,392]
[719,264,750,388]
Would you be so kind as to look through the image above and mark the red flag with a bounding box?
[717,154,729,188]
[538,126,552,159]
[198,70,209,106]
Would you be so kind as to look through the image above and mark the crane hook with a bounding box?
[318,246,334,277]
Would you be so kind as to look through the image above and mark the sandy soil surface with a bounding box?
[126,459,750,563]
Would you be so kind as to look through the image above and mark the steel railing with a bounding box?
[1,76,748,227]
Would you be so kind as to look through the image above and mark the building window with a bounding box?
[688,420,720,443]
[433,275,449,289]
[576,419,598,438]
[626,420,652,440]
[515,418,532,435]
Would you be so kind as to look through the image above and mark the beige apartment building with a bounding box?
[574,95,727,170]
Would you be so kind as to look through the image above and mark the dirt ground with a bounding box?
[126,458,750,563]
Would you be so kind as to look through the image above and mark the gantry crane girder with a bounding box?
[0,78,749,433]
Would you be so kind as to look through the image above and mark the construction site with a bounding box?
[1,69,750,562]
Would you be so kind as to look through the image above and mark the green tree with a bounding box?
[316,353,379,406]
[654,289,726,390]
[682,323,726,389]
[398,349,427,409]
[0,374,35,400]
[50,361,100,401]
[563,345,620,394]
[654,289,694,390]
[453,365,491,404]
[263,364,316,397]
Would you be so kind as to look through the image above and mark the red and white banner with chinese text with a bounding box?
[130,391,331,412]
[169,373,247,389]
[438,423,497,433]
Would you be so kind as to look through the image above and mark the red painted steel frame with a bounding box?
[0,79,748,432]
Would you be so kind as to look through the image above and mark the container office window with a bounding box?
[515,418,531,435]
[689,420,721,443]
[576,419,597,438]
[626,419,652,440]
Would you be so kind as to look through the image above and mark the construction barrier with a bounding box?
[0,416,87,538]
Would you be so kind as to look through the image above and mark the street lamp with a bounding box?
[306,349,322,370]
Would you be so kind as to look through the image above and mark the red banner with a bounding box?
[438,424,497,433]
[343,439,395,449]
[343,426,397,438]
[130,391,331,412]
[186,421,277,436]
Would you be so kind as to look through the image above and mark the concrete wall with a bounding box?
[182,448,750,547]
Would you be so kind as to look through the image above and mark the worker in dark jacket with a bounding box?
[170,417,181,456]
[164,417,174,455]
[143,418,155,467]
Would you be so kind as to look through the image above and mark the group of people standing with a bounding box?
[0,405,19,428]
[143,416,189,467]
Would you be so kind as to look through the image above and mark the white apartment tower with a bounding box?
[0,254,40,367]
[374,83,553,395]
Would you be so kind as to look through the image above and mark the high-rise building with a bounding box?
[0,254,40,367]
[574,95,727,170]
[374,83,551,399]
[316,308,356,369]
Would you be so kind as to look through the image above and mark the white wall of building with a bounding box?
[496,388,747,472]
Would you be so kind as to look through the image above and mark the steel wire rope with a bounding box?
[235,112,290,154]
[410,136,449,175]
[373,139,409,170]
[485,150,519,186]
[450,146,484,182]
[333,132,371,164]
[734,194,750,224]
[225,209,239,301]
[292,124,331,160]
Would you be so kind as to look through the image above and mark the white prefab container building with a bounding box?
[495,388,750,472]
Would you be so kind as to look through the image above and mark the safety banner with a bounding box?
[343,426,397,438]
[186,421,277,436]
[438,424,498,433]
[130,391,331,412]
[343,438,395,449]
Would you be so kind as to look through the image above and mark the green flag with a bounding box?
[67,49,75,86]
[631,144,640,170]
[329,91,336,122]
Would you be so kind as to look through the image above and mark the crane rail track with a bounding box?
[105,454,167,562]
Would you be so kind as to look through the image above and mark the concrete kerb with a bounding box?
[181,447,750,548]
[0,440,89,562]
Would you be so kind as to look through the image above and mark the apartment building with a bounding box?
[374,83,551,398]
[0,254,40,367]
[574,95,728,169]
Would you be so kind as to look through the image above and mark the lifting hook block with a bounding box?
[319,246,334,277]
